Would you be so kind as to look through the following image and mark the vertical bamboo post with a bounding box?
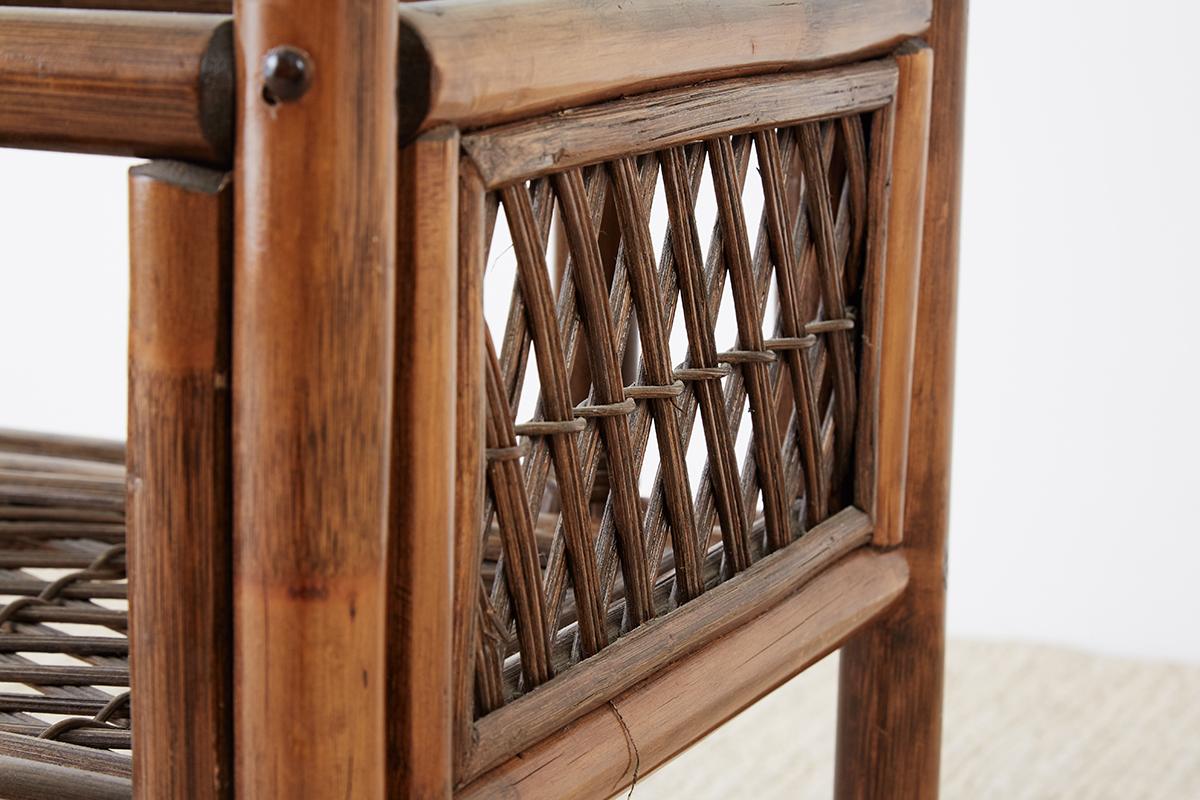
[127,161,232,800]
[388,128,459,798]
[452,159,486,781]
[232,0,397,795]
[872,39,933,546]
[835,1,967,796]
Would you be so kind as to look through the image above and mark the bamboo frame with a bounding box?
[0,0,929,164]
[451,54,916,792]
[7,0,228,10]
[452,158,488,779]
[230,0,398,795]
[461,550,908,798]
[871,42,933,546]
[0,10,232,162]
[127,161,232,799]
[397,0,930,138]
[461,59,898,188]
[388,127,460,798]
[0,2,962,796]
[836,1,967,795]
[466,509,873,783]
[851,105,897,517]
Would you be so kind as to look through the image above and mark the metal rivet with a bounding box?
[262,46,313,104]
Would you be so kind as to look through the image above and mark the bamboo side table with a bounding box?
[0,1,966,797]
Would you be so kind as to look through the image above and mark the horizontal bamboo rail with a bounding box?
[462,59,898,187]
[398,0,930,138]
[0,9,231,163]
[1,0,227,10]
[459,549,909,798]
[0,1,929,160]
[464,507,874,783]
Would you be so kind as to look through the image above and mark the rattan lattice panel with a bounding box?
[466,103,891,719]
[0,444,131,756]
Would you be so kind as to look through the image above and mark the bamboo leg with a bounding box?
[127,161,232,799]
[834,1,967,797]
[388,128,459,798]
[231,0,398,795]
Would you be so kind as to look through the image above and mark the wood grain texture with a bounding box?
[0,429,123,465]
[453,158,486,779]
[462,60,898,188]
[389,128,459,799]
[0,754,131,800]
[397,0,930,138]
[231,0,397,795]
[0,731,130,780]
[0,9,232,163]
[835,6,968,797]
[127,161,231,800]
[4,0,227,10]
[852,105,896,516]
[872,41,934,546]
[459,550,909,800]
[463,508,874,784]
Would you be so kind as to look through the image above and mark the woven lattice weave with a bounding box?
[0,437,131,755]
[472,114,879,712]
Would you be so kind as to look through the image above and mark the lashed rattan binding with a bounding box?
[0,431,133,794]
[470,106,885,722]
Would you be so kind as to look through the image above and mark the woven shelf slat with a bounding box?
[0,439,133,782]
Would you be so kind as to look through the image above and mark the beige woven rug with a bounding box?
[630,639,1200,799]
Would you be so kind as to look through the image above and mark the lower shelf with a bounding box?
[0,430,131,799]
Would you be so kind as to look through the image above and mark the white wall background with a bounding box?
[950,0,1200,663]
[2,0,1197,663]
